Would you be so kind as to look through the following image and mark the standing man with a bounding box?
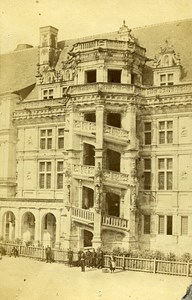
[80,251,86,272]
[91,248,97,268]
[67,248,73,267]
[45,246,52,263]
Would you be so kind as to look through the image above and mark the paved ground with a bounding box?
[0,256,190,300]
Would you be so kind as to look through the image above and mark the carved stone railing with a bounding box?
[104,125,129,142]
[71,207,94,223]
[71,39,145,56]
[102,214,128,230]
[145,83,192,97]
[74,120,96,133]
[103,170,129,185]
[69,83,138,95]
[72,164,95,177]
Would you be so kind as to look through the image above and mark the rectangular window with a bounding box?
[144,122,151,145]
[39,161,52,189]
[158,158,173,190]
[43,89,54,99]
[181,216,188,236]
[57,161,63,189]
[159,216,164,234]
[167,216,173,235]
[58,128,64,149]
[159,121,173,144]
[85,70,96,83]
[40,129,52,150]
[160,73,174,86]
[158,215,173,235]
[108,69,121,83]
[144,158,151,190]
[144,215,151,234]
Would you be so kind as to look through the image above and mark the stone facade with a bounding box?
[0,22,192,254]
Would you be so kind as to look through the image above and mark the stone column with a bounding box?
[34,209,40,246]
[55,210,61,248]
[15,208,20,240]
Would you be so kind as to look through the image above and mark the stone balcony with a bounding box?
[72,164,129,187]
[71,39,145,56]
[71,206,128,231]
[69,82,140,96]
[74,119,129,144]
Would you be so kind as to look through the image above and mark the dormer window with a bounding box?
[43,89,54,99]
[160,73,174,86]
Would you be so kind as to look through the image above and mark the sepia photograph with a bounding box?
[0,0,192,299]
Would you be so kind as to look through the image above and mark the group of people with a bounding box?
[78,248,105,272]
[67,248,116,273]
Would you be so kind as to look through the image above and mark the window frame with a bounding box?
[56,161,64,189]
[158,157,173,190]
[42,88,54,99]
[57,128,64,149]
[158,120,173,144]
[144,215,151,234]
[40,128,53,150]
[159,73,174,86]
[39,161,52,189]
[143,158,151,190]
[158,215,173,235]
[144,122,152,145]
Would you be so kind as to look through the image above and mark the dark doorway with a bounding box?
[107,113,121,128]
[83,143,95,166]
[106,193,120,217]
[108,69,121,83]
[106,149,121,172]
[84,230,93,247]
[84,113,96,122]
[85,70,96,83]
[82,187,94,209]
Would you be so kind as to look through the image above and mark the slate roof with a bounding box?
[1,18,192,95]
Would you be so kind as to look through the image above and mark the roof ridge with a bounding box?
[133,17,192,30]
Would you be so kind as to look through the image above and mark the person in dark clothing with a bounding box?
[80,251,86,272]
[97,250,104,269]
[85,249,92,268]
[91,248,97,268]
[67,249,73,267]
[45,246,52,263]
[10,247,19,258]
[77,250,83,267]
[109,255,116,273]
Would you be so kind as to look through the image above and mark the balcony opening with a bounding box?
[107,113,121,128]
[106,149,121,172]
[84,113,96,122]
[106,193,120,217]
[82,187,94,209]
[83,230,93,247]
[85,70,96,83]
[108,69,121,83]
[131,73,137,84]
[42,213,56,247]
[83,143,95,166]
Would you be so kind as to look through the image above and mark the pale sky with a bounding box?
[0,0,192,54]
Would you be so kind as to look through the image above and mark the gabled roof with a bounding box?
[0,18,192,95]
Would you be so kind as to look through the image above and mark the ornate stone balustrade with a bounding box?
[71,207,94,222]
[103,170,129,184]
[104,125,129,141]
[145,83,192,97]
[74,120,96,133]
[69,83,136,95]
[72,164,95,177]
[72,39,146,56]
[102,214,128,230]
